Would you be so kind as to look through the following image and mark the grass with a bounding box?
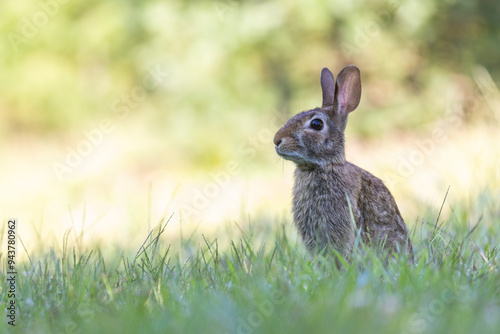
[1,193,500,334]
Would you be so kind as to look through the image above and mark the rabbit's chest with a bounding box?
[292,170,359,229]
[291,169,359,252]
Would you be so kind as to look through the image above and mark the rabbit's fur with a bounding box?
[274,65,412,258]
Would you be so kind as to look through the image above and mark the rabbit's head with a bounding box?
[274,65,361,168]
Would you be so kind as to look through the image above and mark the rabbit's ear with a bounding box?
[321,68,335,107]
[335,65,361,116]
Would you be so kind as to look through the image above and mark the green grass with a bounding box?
[1,195,500,334]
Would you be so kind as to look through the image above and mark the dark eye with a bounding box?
[310,119,324,131]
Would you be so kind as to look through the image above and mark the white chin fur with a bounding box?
[277,151,319,166]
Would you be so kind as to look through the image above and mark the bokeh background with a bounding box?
[1,0,499,255]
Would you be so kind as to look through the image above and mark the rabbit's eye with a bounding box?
[310,119,324,130]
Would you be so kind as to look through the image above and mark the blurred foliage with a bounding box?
[0,0,499,168]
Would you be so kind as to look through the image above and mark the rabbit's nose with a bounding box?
[274,132,284,146]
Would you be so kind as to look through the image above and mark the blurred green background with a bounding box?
[2,0,499,152]
[0,0,499,249]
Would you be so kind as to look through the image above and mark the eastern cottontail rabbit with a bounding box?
[274,65,412,258]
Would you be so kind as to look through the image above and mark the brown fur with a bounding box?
[274,65,412,258]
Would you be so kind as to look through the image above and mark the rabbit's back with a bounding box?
[349,163,412,253]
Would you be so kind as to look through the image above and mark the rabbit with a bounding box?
[273,65,412,259]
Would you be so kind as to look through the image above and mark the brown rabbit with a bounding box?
[274,65,412,258]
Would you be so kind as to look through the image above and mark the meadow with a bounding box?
[1,188,499,334]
